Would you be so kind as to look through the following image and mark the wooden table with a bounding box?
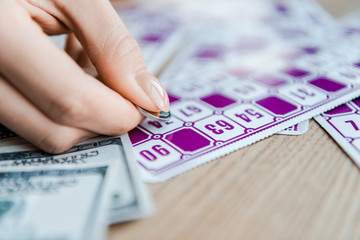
[109,1,360,239]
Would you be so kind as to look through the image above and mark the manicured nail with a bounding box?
[148,78,168,110]
[136,72,170,111]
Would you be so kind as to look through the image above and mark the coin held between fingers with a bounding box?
[137,106,172,122]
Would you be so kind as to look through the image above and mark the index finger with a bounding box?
[54,0,170,113]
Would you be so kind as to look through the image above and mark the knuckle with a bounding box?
[37,129,73,154]
[113,123,133,136]
[111,111,142,135]
[132,55,148,73]
[116,34,140,57]
[47,94,87,125]
[103,109,141,137]
[103,25,141,62]
[103,122,129,137]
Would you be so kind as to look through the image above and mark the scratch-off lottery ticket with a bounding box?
[129,0,360,182]
[113,2,309,136]
[315,99,360,167]
[315,9,360,167]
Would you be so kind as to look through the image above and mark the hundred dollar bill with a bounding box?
[0,135,154,224]
[0,163,117,240]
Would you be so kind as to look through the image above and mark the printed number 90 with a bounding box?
[139,145,170,161]
[205,120,234,134]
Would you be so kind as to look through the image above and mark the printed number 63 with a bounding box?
[205,120,234,134]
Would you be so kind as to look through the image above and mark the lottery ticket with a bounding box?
[315,99,360,167]
[129,0,360,182]
[0,163,117,240]
[315,10,360,167]
[112,2,311,136]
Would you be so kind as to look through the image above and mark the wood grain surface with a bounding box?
[109,1,360,239]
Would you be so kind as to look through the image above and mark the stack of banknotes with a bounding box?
[2,0,360,239]
[0,132,154,239]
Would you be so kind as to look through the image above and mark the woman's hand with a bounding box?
[0,0,169,153]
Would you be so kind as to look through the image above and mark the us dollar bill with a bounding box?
[0,135,154,224]
[0,163,118,240]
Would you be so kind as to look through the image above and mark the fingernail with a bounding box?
[136,72,169,112]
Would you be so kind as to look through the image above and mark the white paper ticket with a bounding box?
[315,9,360,167]
[127,0,360,182]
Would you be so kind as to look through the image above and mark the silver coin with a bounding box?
[137,106,171,121]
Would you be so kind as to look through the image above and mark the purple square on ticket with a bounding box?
[256,76,287,87]
[201,93,237,108]
[129,128,150,144]
[302,47,319,54]
[194,46,223,59]
[275,3,289,14]
[168,94,181,104]
[309,77,346,92]
[142,33,163,42]
[165,128,211,152]
[325,104,353,115]
[284,68,310,77]
[256,96,297,115]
